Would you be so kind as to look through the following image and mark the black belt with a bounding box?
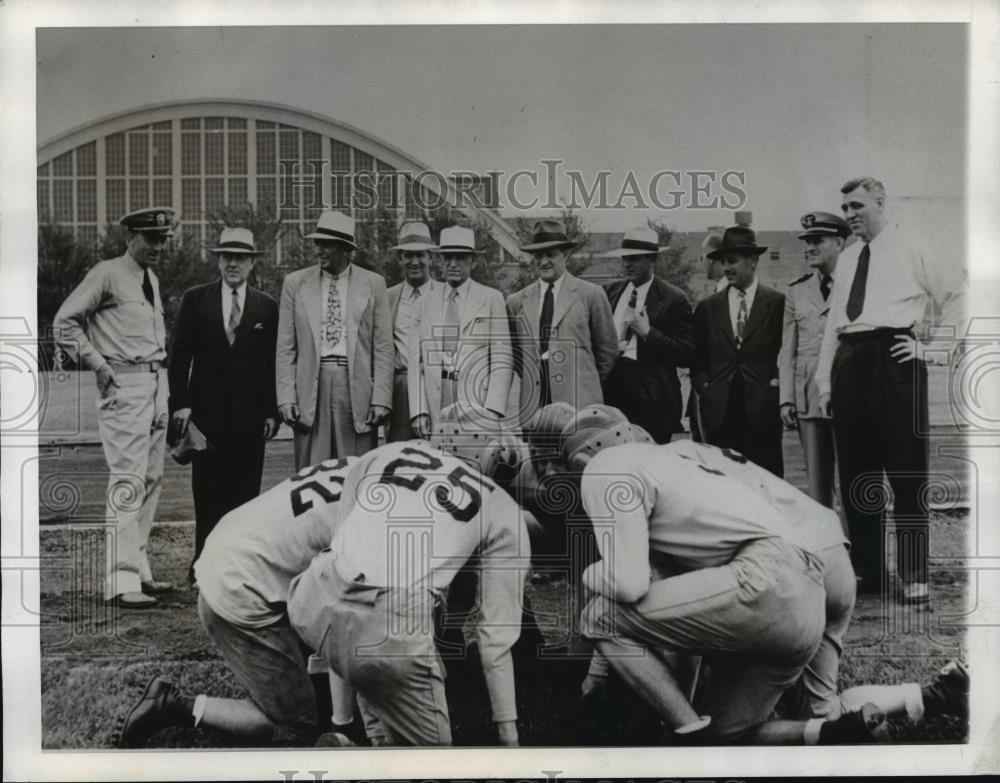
[441,370,458,381]
[320,355,348,366]
[107,360,166,373]
[838,327,914,345]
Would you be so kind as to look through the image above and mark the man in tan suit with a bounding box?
[385,221,439,442]
[275,210,393,469]
[409,226,512,437]
[778,211,851,509]
[506,220,618,424]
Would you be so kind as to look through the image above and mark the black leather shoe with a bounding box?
[107,592,157,610]
[116,677,184,748]
[141,580,174,595]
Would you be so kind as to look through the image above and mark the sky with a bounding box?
[35,24,967,234]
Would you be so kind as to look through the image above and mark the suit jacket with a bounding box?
[603,278,695,440]
[168,281,278,444]
[506,273,619,423]
[408,279,513,430]
[778,272,832,420]
[692,282,785,439]
[275,264,394,433]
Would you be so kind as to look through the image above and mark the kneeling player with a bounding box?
[287,405,532,746]
[116,457,356,748]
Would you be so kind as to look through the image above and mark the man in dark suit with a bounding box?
[602,227,695,443]
[168,228,279,581]
[693,226,785,476]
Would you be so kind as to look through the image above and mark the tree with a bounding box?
[646,217,696,302]
[509,205,593,292]
[37,219,96,367]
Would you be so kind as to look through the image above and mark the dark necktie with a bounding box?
[623,288,638,342]
[539,283,554,356]
[142,269,155,307]
[226,288,241,345]
[820,274,832,302]
[845,244,870,321]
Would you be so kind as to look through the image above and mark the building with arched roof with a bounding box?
[36,98,521,264]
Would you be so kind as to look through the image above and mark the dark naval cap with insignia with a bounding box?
[120,206,176,236]
[798,211,850,240]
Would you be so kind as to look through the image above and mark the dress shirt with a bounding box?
[613,277,653,360]
[536,275,565,322]
[815,221,966,395]
[727,277,759,339]
[394,280,432,370]
[221,281,247,329]
[320,265,351,357]
[54,252,166,370]
[440,279,471,370]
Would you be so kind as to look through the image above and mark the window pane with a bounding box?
[77,225,98,247]
[205,178,225,212]
[227,117,247,129]
[181,133,201,175]
[152,133,172,175]
[106,179,125,221]
[228,178,247,206]
[37,162,50,177]
[377,160,397,210]
[53,179,74,221]
[181,118,201,130]
[52,151,73,177]
[279,130,299,169]
[105,134,125,176]
[303,131,322,163]
[256,120,274,129]
[128,133,149,176]
[129,179,150,211]
[182,179,201,220]
[37,180,49,218]
[228,132,247,174]
[257,177,276,213]
[205,117,224,130]
[256,131,275,175]
[205,133,224,176]
[77,180,97,221]
[153,179,173,206]
[152,120,172,130]
[76,142,97,176]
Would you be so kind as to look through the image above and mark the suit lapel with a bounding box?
[715,290,738,347]
[460,281,486,333]
[231,287,260,349]
[301,266,322,362]
[607,280,627,310]
[523,282,541,339]
[209,281,229,348]
[741,284,774,343]
[346,265,367,360]
[550,274,575,329]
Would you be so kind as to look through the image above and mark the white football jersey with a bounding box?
[195,456,357,629]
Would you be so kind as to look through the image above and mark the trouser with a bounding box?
[582,537,825,740]
[191,434,265,568]
[385,369,414,442]
[96,368,168,598]
[288,561,451,746]
[797,416,837,510]
[603,357,674,444]
[294,361,376,471]
[712,374,784,477]
[197,595,317,744]
[831,329,930,584]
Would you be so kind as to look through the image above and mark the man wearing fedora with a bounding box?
[276,210,393,469]
[778,212,851,510]
[602,227,695,444]
[385,221,439,442]
[408,225,512,436]
[54,206,177,608]
[507,220,618,423]
[168,227,280,582]
[693,225,785,477]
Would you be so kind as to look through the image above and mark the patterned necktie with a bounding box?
[846,244,870,321]
[142,269,155,307]
[539,283,554,356]
[412,286,421,300]
[226,287,241,345]
[325,273,343,345]
[820,274,832,302]
[736,290,748,346]
[442,287,460,355]
[623,288,638,343]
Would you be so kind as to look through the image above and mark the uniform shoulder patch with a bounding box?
[788,272,812,287]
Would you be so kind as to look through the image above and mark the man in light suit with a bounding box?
[275,210,393,470]
[385,221,439,442]
[778,211,851,508]
[506,220,618,424]
[693,226,785,477]
[602,227,695,443]
[409,226,512,437]
[168,228,279,582]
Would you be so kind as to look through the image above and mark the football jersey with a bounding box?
[195,457,357,629]
[308,440,531,723]
[580,443,826,603]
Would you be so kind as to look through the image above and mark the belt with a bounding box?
[838,326,914,345]
[108,360,166,373]
[441,370,458,381]
[320,355,348,366]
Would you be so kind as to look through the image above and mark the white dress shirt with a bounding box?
[320,265,351,357]
[613,278,653,360]
[394,280,433,370]
[728,277,759,339]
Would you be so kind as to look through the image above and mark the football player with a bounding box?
[287,405,532,746]
[116,457,357,748]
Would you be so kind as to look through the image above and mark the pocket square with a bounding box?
[254,322,264,329]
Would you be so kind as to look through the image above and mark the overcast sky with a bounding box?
[37,24,966,233]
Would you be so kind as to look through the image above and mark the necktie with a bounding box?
[623,288,638,343]
[325,273,343,345]
[412,286,421,300]
[736,290,748,346]
[142,269,155,307]
[539,282,554,357]
[846,244,870,321]
[226,287,241,345]
[442,287,460,355]
[820,274,832,302]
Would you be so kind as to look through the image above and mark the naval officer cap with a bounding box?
[798,211,851,240]
[120,206,176,237]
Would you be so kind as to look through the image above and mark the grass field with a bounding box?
[38,433,970,748]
